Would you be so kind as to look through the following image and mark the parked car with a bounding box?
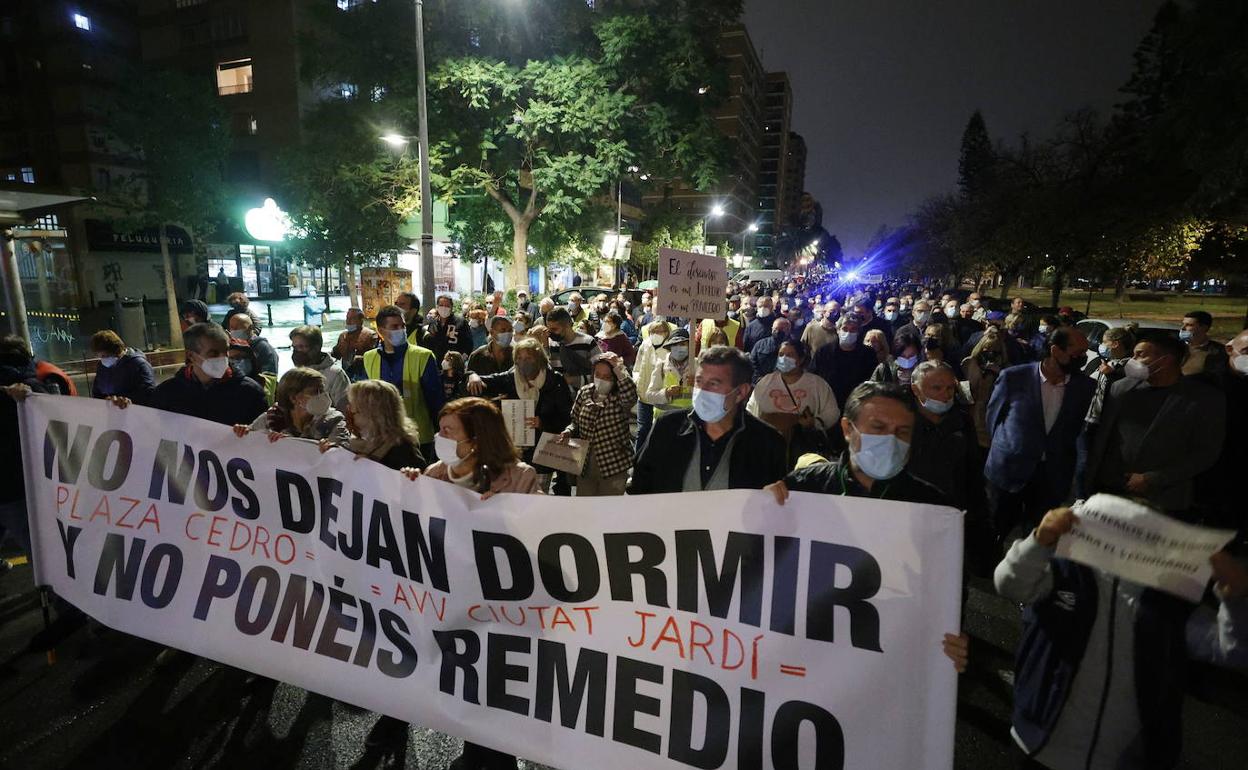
[548,286,644,309]
[1076,318,1180,347]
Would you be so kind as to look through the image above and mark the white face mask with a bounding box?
[775,356,798,374]
[692,387,730,423]
[850,427,910,480]
[757,307,772,319]
[98,356,119,368]
[594,377,613,395]
[839,331,858,346]
[513,321,527,333]
[435,434,465,464]
[229,330,248,341]
[303,392,331,417]
[1233,353,1248,376]
[469,319,481,328]
[496,332,513,347]
[1124,358,1152,381]
[386,329,408,347]
[1038,324,1050,335]
[649,334,665,347]
[915,311,931,325]
[944,306,958,318]
[437,306,452,319]
[198,355,229,380]
[668,346,689,362]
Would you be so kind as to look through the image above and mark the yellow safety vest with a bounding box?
[362,346,436,443]
[663,365,693,409]
[699,317,740,350]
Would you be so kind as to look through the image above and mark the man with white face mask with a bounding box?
[767,381,945,504]
[630,345,786,494]
[742,296,775,351]
[1086,334,1225,514]
[151,323,268,425]
[364,304,444,460]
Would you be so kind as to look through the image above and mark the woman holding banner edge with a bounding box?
[395,397,541,768]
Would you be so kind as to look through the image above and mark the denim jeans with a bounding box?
[635,401,654,455]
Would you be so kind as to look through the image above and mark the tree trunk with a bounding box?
[998,272,1012,300]
[510,219,530,293]
[159,223,183,350]
[344,255,359,309]
[1050,270,1064,309]
[1114,272,1127,302]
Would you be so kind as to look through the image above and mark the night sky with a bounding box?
[743,0,1162,256]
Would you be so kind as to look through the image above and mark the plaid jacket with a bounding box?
[567,369,638,479]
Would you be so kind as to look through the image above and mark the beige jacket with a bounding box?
[424,460,543,495]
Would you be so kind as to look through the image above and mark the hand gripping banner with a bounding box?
[18,395,963,769]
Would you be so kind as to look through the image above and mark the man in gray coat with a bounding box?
[1086,334,1226,516]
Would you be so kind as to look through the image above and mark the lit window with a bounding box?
[370,86,386,102]
[338,82,357,99]
[20,166,34,183]
[216,58,254,95]
[249,116,258,135]
[33,214,60,229]
[73,13,91,31]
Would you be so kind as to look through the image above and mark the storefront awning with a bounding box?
[0,186,92,224]
[85,219,194,254]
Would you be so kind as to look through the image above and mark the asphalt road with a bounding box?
[2,558,1244,770]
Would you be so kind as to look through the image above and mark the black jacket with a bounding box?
[1,363,48,503]
[785,452,948,506]
[629,408,787,494]
[151,366,268,426]
[425,314,474,360]
[476,366,574,468]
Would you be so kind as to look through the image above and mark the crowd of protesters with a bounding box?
[2,272,1247,770]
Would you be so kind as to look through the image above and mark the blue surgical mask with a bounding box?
[496,332,513,348]
[386,329,408,347]
[896,355,919,369]
[922,397,954,415]
[1098,343,1111,359]
[98,356,119,368]
[850,428,910,481]
[775,356,797,374]
[692,387,729,423]
[1179,330,1193,342]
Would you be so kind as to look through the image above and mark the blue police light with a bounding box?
[845,270,860,282]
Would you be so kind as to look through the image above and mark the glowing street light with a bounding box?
[747,222,759,232]
[380,133,410,147]
[703,204,726,251]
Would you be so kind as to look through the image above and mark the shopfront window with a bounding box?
[241,244,272,295]
[8,234,85,363]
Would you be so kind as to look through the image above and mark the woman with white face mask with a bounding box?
[646,328,693,414]
[872,331,923,386]
[747,339,840,465]
[633,320,673,451]
[559,352,637,495]
[235,367,350,446]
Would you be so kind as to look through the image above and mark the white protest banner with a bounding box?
[18,395,963,770]
[499,399,536,447]
[658,248,726,321]
[531,431,589,476]
[1058,494,1236,602]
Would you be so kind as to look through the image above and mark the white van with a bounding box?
[732,269,784,285]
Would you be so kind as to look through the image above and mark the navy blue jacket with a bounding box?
[984,362,1094,495]
[1012,558,1194,768]
[151,365,268,426]
[91,348,156,404]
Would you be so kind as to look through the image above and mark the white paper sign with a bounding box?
[531,431,588,475]
[658,247,726,321]
[1057,494,1236,602]
[18,395,964,770]
[499,399,536,447]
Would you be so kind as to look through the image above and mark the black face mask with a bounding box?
[772,331,788,343]
[1059,352,1087,374]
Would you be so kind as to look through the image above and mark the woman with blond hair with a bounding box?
[318,379,425,470]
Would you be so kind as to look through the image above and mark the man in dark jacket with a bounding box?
[629,346,786,494]
[1086,335,1225,516]
[89,329,155,404]
[906,361,972,509]
[811,313,878,408]
[984,327,1095,545]
[150,323,268,426]
[425,294,474,360]
[741,296,776,352]
[767,381,947,506]
[748,317,790,384]
[1,335,50,556]
[394,291,425,345]
[225,313,278,375]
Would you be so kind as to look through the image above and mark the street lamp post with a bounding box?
[413,0,435,310]
[703,204,725,254]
